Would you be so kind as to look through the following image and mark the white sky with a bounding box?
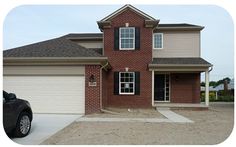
[3,5,234,81]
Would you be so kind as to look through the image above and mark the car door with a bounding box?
[3,93,16,131]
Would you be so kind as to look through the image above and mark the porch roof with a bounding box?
[149,58,212,72]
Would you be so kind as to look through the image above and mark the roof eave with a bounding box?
[155,26,204,31]
[97,21,112,32]
[148,63,212,67]
[145,20,160,28]
[3,57,108,66]
[148,64,213,72]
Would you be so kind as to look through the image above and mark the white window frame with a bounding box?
[153,33,163,49]
[119,27,135,50]
[119,72,135,95]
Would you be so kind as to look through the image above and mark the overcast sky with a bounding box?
[3,5,234,81]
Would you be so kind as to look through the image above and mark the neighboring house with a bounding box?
[201,86,217,91]
[201,79,234,91]
[201,79,234,100]
[3,5,212,114]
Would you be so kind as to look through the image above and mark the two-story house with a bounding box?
[3,5,212,114]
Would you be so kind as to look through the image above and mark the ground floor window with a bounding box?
[119,72,135,94]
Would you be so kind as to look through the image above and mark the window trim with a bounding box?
[153,33,163,49]
[119,72,135,95]
[119,27,135,50]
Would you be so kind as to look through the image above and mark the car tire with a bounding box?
[14,112,31,137]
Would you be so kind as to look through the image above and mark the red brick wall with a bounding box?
[102,70,108,108]
[103,9,153,108]
[170,73,200,103]
[85,65,101,114]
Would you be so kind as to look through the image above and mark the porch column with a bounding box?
[205,69,209,106]
[152,70,154,106]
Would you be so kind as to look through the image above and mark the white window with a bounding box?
[120,27,135,50]
[119,72,135,94]
[153,33,163,49]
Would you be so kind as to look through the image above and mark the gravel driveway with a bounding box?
[42,103,234,145]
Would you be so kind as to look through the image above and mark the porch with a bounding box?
[149,58,213,107]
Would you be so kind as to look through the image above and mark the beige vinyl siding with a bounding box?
[75,41,103,49]
[3,66,85,76]
[153,31,200,57]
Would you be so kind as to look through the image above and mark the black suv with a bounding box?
[3,91,33,137]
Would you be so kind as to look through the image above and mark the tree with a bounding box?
[215,77,231,88]
[201,82,205,87]
[210,81,217,87]
[201,77,231,88]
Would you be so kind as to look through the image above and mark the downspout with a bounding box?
[209,66,213,72]
[100,62,109,112]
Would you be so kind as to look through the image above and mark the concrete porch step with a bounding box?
[154,102,208,110]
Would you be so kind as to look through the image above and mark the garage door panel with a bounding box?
[3,76,85,114]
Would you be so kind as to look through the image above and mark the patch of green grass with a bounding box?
[201,93,234,102]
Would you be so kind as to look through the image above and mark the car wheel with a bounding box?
[14,112,31,137]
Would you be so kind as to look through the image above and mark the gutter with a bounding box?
[3,57,108,66]
[155,26,204,31]
[209,66,213,72]
[3,57,108,60]
[148,64,212,68]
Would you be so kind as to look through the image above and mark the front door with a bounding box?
[154,74,165,101]
[154,74,170,102]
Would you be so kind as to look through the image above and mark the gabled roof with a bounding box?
[97,5,159,31]
[100,4,156,21]
[3,37,103,57]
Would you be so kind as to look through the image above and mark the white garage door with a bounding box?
[3,76,85,114]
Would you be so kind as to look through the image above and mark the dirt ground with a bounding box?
[42,103,234,145]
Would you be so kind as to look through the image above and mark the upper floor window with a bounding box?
[153,33,163,49]
[119,27,135,50]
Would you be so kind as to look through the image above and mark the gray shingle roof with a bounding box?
[89,48,103,55]
[63,33,103,39]
[158,23,203,28]
[151,58,212,65]
[3,37,103,57]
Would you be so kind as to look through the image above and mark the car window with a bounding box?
[3,91,9,99]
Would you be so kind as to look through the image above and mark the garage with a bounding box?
[3,66,85,114]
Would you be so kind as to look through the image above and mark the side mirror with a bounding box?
[8,93,16,100]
